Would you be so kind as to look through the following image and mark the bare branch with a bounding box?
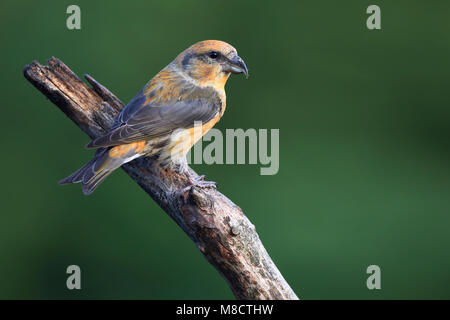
[23,57,299,300]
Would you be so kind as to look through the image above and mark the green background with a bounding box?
[1,0,449,299]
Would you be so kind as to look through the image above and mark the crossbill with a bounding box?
[59,40,248,195]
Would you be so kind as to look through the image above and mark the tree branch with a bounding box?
[23,57,299,300]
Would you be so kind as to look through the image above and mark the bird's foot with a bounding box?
[178,175,217,202]
[190,174,218,189]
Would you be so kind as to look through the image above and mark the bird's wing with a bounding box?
[86,87,222,149]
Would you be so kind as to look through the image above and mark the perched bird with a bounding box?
[59,40,248,195]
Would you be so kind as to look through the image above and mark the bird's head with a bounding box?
[174,40,248,90]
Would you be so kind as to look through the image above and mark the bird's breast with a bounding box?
[153,112,222,165]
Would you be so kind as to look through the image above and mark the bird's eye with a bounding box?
[208,51,219,59]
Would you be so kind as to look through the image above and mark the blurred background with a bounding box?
[0,0,449,299]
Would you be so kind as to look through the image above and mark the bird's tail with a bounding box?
[59,148,124,195]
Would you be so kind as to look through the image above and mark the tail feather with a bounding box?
[59,148,121,195]
[81,168,114,195]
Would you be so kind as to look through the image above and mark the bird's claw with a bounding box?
[190,175,217,189]
[178,175,217,202]
[194,180,218,189]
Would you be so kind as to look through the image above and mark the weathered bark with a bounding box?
[23,57,299,300]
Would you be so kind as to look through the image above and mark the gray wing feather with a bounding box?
[86,88,221,149]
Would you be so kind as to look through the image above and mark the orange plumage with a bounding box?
[59,40,248,195]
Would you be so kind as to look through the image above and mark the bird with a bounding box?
[59,40,248,195]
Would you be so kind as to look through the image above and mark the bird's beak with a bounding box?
[226,55,249,79]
